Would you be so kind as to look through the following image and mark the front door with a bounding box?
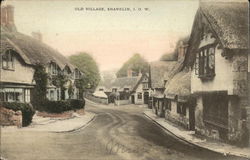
[189,105,195,130]
[143,92,149,104]
[131,95,135,104]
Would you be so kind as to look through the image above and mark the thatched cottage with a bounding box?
[0,5,83,103]
[149,60,176,116]
[184,1,249,146]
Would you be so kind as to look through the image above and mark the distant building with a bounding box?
[94,69,149,105]
[149,60,177,117]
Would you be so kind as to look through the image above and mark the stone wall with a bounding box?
[165,100,190,129]
[0,107,22,127]
[85,95,108,104]
[115,99,130,105]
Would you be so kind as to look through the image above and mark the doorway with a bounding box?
[143,92,149,104]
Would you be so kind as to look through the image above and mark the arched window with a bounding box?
[2,50,14,70]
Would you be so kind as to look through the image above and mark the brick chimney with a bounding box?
[127,69,133,77]
[6,5,14,25]
[32,32,43,42]
[177,41,188,61]
[1,5,16,31]
[1,6,7,25]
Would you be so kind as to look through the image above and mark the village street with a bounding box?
[1,100,247,160]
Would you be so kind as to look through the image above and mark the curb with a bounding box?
[52,114,96,133]
[143,112,250,159]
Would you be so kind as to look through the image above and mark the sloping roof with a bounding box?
[184,1,249,68]
[200,1,249,49]
[112,76,141,90]
[164,70,191,102]
[150,61,177,88]
[0,26,75,70]
[93,91,108,98]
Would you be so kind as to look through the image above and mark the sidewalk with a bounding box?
[144,109,250,159]
[2,111,95,133]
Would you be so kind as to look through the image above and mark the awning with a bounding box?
[0,88,23,93]
[164,70,191,102]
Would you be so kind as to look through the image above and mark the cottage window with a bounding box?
[195,46,215,78]
[137,92,142,99]
[25,89,30,102]
[112,88,117,92]
[2,50,14,70]
[99,88,104,91]
[177,102,186,116]
[143,83,148,89]
[164,99,171,111]
[74,69,81,79]
[49,62,60,75]
[124,88,129,92]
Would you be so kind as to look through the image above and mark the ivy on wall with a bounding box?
[32,64,48,109]
[51,74,68,100]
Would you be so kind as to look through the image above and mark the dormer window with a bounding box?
[48,62,60,75]
[2,50,14,70]
[195,46,215,79]
[63,66,71,76]
[74,69,81,79]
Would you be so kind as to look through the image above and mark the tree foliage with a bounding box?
[116,53,149,78]
[69,52,101,90]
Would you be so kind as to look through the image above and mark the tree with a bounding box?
[69,52,101,90]
[116,53,149,78]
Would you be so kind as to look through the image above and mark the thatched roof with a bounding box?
[150,61,177,89]
[0,26,75,70]
[164,70,191,102]
[93,91,108,98]
[200,1,249,49]
[184,1,249,68]
[112,76,141,91]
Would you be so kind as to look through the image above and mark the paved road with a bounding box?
[1,101,248,160]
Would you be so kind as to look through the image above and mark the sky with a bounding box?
[3,0,199,71]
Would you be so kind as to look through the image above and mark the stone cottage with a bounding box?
[184,1,249,146]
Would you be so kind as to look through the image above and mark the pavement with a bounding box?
[144,109,250,159]
[1,111,95,133]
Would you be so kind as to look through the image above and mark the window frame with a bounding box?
[137,92,142,100]
[2,50,15,70]
[195,44,216,79]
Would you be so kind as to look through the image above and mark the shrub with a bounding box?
[39,99,85,113]
[69,99,85,110]
[1,102,35,127]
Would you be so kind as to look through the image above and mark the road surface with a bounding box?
[1,101,247,160]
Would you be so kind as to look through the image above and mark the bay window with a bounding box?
[195,46,215,79]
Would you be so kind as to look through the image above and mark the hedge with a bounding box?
[39,99,85,113]
[1,102,35,127]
